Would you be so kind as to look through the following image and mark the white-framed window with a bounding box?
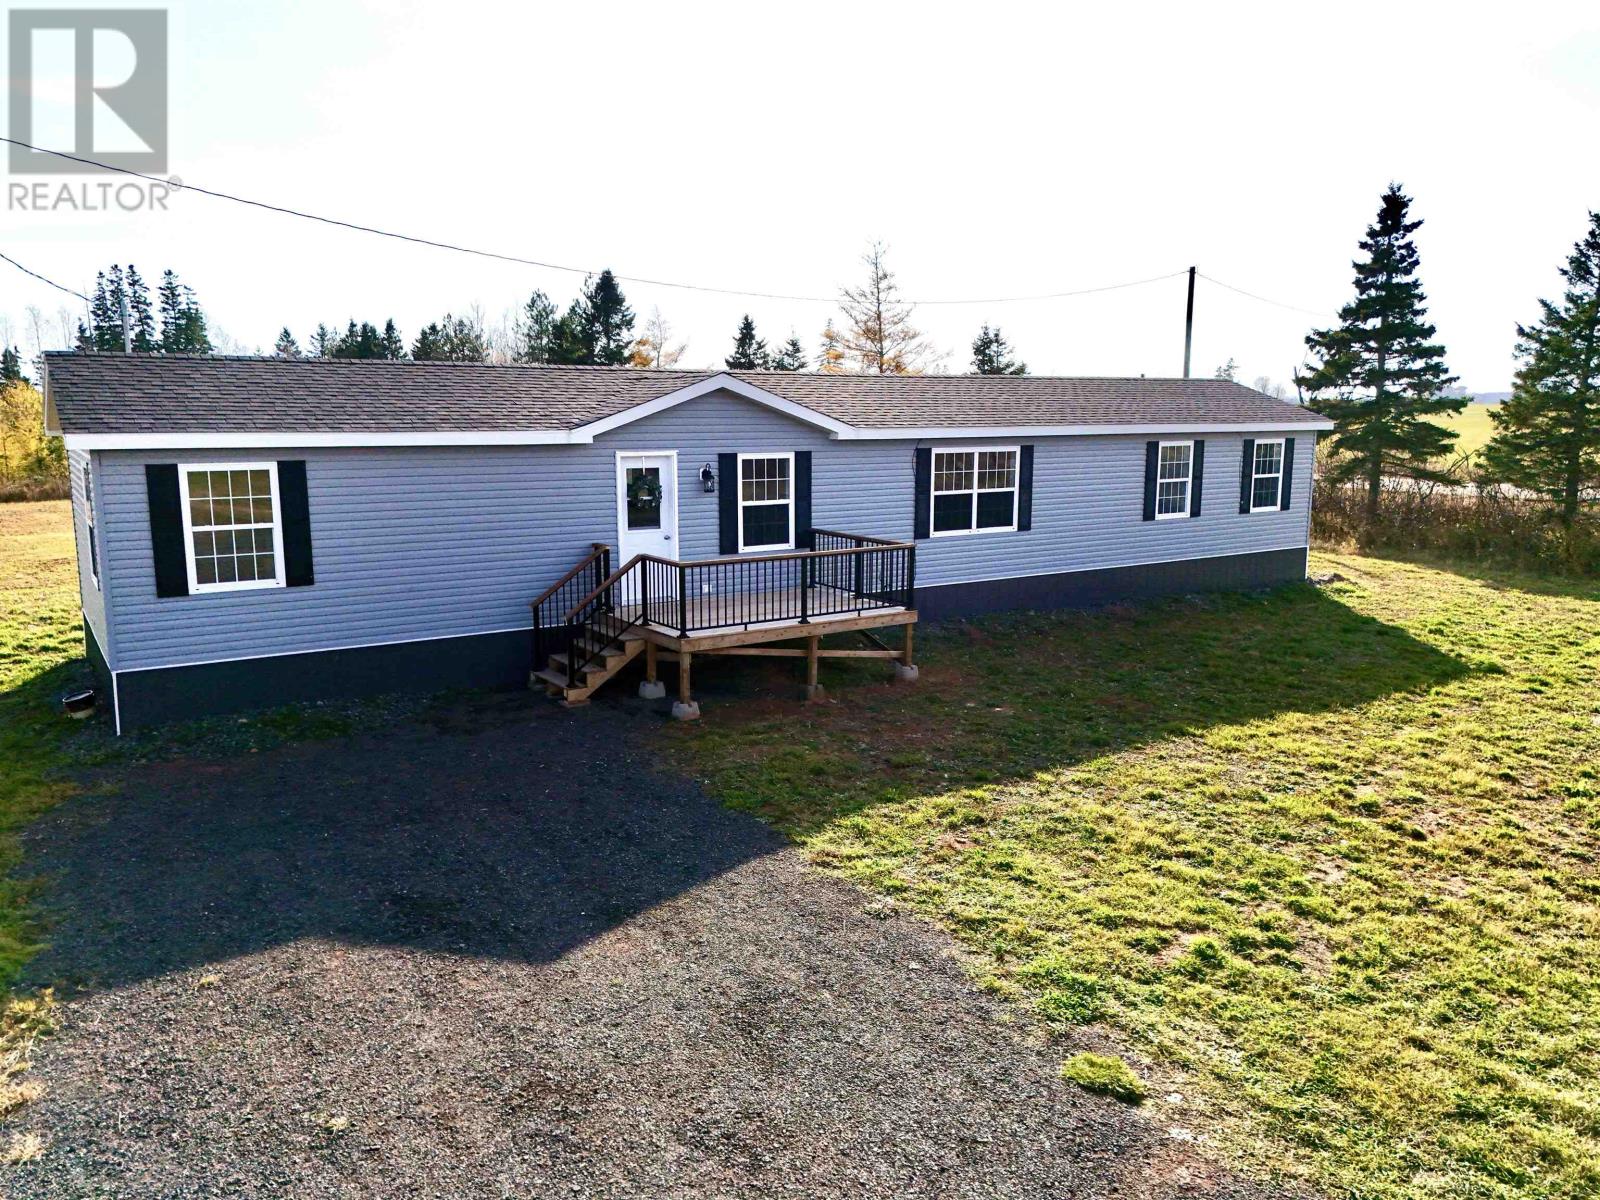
[1155,441,1194,519]
[1250,439,1285,512]
[83,462,100,589]
[737,452,794,552]
[178,462,286,593]
[931,446,1019,536]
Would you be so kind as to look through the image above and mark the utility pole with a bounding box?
[1184,265,1196,377]
[120,290,132,354]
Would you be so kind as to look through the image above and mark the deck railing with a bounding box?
[530,542,610,672]
[537,531,916,689]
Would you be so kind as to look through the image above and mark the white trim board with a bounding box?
[64,419,1332,451]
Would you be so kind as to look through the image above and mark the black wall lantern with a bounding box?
[700,463,716,493]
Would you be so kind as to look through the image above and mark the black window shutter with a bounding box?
[1190,440,1205,518]
[794,451,813,548]
[1239,437,1256,514]
[913,447,932,539]
[278,460,315,587]
[718,452,739,554]
[1017,445,1034,531]
[145,464,189,598]
[1142,441,1159,522]
[1280,437,1296,510]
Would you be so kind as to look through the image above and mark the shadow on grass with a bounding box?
[674,582,1482,837]
[8,581,1474,996]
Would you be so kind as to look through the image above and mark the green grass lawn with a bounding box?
[4,500,1599,1195]
[675,554,1600,1200]
[1439,403,1501,463]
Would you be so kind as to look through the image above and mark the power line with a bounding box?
[0,249,88,301]
[1197,271,1333,320]
[0,135,1185,307]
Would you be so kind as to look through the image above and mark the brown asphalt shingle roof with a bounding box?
[44,353,1329,435]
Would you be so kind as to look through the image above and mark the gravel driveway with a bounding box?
[9,693,1284,1198]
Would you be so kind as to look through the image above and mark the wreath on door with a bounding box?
[627,473,663,509]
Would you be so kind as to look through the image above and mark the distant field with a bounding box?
[1439,402,1499,461]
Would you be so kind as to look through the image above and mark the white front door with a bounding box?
[616,452,678,565]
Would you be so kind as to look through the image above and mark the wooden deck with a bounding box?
[530,532,919,716]
[614,584,911,649]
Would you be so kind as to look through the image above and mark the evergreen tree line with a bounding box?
[278,270,638,365]
[75,266,213,355]
[1299,184,1599,529]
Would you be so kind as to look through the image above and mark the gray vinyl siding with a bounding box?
[96,389,1313,672]
[68,447,110,661]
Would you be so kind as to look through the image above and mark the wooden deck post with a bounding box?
[672,649,700,720]
[637,639,666,700]
[893,623,919,684]
[803,635,824,701]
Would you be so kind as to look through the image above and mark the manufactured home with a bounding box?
[43,354,1333,732]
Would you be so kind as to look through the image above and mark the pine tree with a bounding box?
[770,334,807,371]
[1481,211,1600,524]
[580,270,635,365]
[516,290,558,364]
[380,319,405,359]
[838,241,934,374]
[1214,357,1238,381]
[547,299,593,365]
[1,346,23,383]
[971,324,1027,375]
[817,319,847,374]
[274,328,301,358]
[725,314,769,369]
[310,323,337,358]
[1299,184,1463,516]
[124,265,157,352]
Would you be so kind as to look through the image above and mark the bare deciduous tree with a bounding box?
[630,308,687,368]
[837,241,935,374]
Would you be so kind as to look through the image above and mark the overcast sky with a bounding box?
[4,1,1598,392]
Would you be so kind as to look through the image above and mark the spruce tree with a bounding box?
[124,265,157,352]
[1481,210,1600,523]
[380,319,405,359]
[770,334,807,371]
[410,323,444,361]
[89,268,124,351]
[410,314,488,362]
[274,328,301,358]
[158,270,186,351]
[1299,184,1463,516]
[725,314,769,369]
[1214,357,1238,381]
[310,323,337,357]
[1,346,23,383]
[516,290,558,363]
[580,270,635,365]
[547,300,592,365]
[971,324,1027,375]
